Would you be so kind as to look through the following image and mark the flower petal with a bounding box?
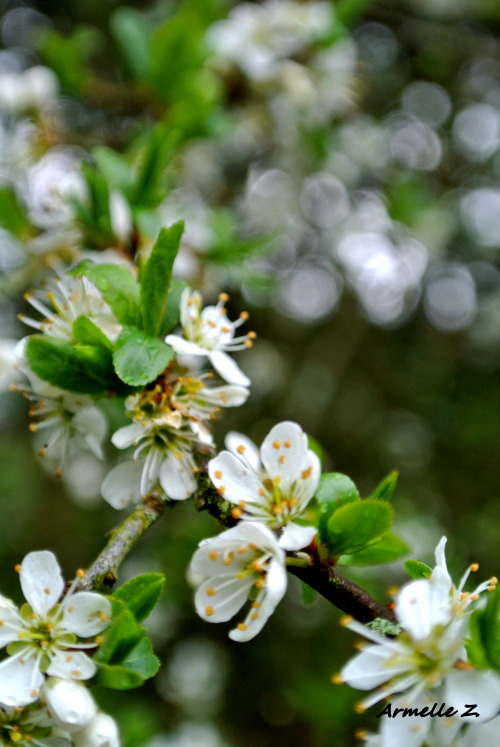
[44,677,97,733]
[165,335,208,356]
[444,669,500,723]
[19,550,64,616]
[101,461,142,509]
[61,592,112,636]
[0,654,44,706]
[46,649,96,680]
[225,431,261,472]
[341,644,407,690]
[72,712,121,747]
[208,451,263,507]
[229,557,287,642]
[379,693,432,747]
[111,422,145,450]
[395,578,452,641]
[159,451,197,500]
[278,523,316,551]
[195,575,254,623]
[260,421,308,488]
[209,350,250,386]
[0,596,23,646]
[73,407,107,459]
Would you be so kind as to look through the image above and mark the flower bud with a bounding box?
[44,678,97,733]
[72,712,121,747]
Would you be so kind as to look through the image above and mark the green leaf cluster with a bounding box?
[315,471,408,565]
[467,586,500,672]
[25,223,185,394]
[95,574,164,689]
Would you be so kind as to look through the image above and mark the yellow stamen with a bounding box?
[231,508,243,519]
[339,615,353,628]
[205,606,214,616]
[206,588,216,597]
[215,470,223,479]
[237,444,246,454]
[331,674,344,685]
[469,563,479,572]
[209,551,218,561]
[301,466,312,479]
[273,441,281,449]
[236,623,247,631]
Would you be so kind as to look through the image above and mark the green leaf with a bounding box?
[323,499,394,557]
[113,327,174,386]
[315,473,360,542]
[404,559,433,580]
[110,7,152,80]
[113,573,165,623]
[72,315,113,351]
[73,344,117,387]
[339,531,409,566]
[368,471,399,501]
[130,124,178,207]
[25,336,107,395]
[467,586,500,671]
[70,260,140,326]
[0,187,29,236]
[117,635,160,680]
[161,279,188,334]
[94,599,143,665]
[92,146,134,193]
[95,661,144,690]
[140,222,184,336]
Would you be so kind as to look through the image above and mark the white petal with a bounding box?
[229,557,287,642]
[0,655,44,706]
[44,677,97,733]
[61,592,112,636]
[111,423,145,450]
[260,421,308,488]
[456,716,500,747]
[190,523,284,577]
[165,335,208,356]
[395,578,451,640]
[444,669,500,723]
[290,450,321,510]
[202,384,249,407]
[379,693,432,747]
[19,550,64,616]
[208,451,263,507]
[159,451,197,500]
[225,431,261,471]
[209,350,250,386]
[278,523,317,551]
[72,712,121,747]
[101,461,142,509]
[0,597,23,646]
[73,407,107,459]
[195,575,253,623]
[46,649,96,680]
[341,644,407,690]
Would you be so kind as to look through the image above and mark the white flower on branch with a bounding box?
[209,421,319,551]
[0,551,111,707]
[339,537,499,747]
[190,522,287,642]
[165,289,254,386]
[19,271,122,343]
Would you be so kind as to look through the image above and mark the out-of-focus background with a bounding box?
[0,0,499,744]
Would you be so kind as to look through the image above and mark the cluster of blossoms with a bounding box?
[189,420,320,641]
[0,551,118,745]
[338,537,499,746]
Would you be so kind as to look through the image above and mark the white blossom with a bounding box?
[72,712,121,747]
[208,422,319,550]
[43,678,97,733]
[165,289,253,386]
[190,522,287,642]
[340,537,499,747]
[0,551,111,707]
[0,699,70,746]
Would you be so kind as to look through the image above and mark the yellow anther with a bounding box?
[252,602,261,608]
[28,423,37,432]
[207,319,217,328]
[331,673,344,685]
[0,622,3,627]
[245,340,253,347]
[248,331,257,339]
[239,500,247,509]
[176,452,183,460]
[470,594,480,601]
[490,576,498,585]
[209,551,218,561]
[301,466,312,479]
[284,440,291,448]
[258,488,265,496]
[251,613,259,620]
[455,660,473,670]
[223,552,234,566]
[14,564,22,573]
[255,579,265,589]
[236,571,246,579]
[339,615,353,628]
[217,486,226,496]
[354,702,366,714]
[76,569,85,579]
[387,586,399,598]
[215,470,223,479]
[99,612,108,622]
[279,455,285,464]
[71,670,81,677]
[237,546,248,554]
[19,658,26,665]
[237,444,246,454]
[239,311,249,320]
[221,326,231,333]
[354,729,369,741]
[272,441,281,450]
[54,469,62,479]
[469,563,479,572]
[30,689,38,698]
[38,449,46,457]
[187,298,193,306]
[219,292,229,303]
[44,588,51,595]
[205,606,214,616]
[231,508,243,520]
[460,592,468,599]
[206,588,216,597]
[236,623,247,631]
[65,655,73,662]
